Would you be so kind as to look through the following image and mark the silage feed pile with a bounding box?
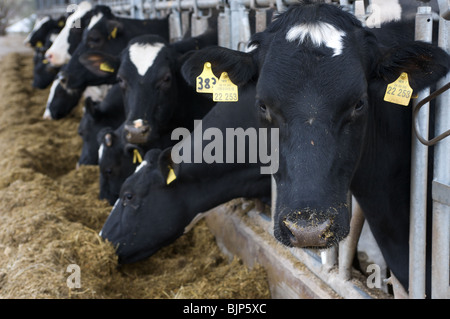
[0,53,270,299]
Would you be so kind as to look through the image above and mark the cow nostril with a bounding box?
[283,217,332,248]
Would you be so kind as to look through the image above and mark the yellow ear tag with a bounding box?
[36,41,43,48]
[99,62,115,73]
[166,167,177,185]
[196,62,218,93]
[42,59,49,64]
[109,27,118,40]
[133,149,143,164]
[58,21,65,28]
[213,72,238,102]
[384,72,413,106]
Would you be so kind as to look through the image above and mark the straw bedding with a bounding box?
[0,53,270,299]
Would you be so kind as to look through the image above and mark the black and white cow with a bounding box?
[43,74,111,120]
[80,31,218,149]
[25,15,66,49]
[100,85,272,263]
[45,1,95,67]
[97,125,143,205]
[60,5,170,91]
[181,1,449,294]
[25,15,66,89]
[78,83,125,166]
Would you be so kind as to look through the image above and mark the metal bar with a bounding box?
[432,12,450,299]
[339,196,365,281]
[409,5,433,300]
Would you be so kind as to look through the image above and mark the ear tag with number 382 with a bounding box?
[196,62,218,93]
[384,72,413,106]
[213,72,238,102]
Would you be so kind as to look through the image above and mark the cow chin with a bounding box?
[274,204,350,249]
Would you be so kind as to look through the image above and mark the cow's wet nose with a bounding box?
[124,120,151,145]
[282,213,333,248]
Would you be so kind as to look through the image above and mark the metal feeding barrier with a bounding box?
[34,0,450,299]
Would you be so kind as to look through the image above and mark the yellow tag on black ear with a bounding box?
[58,20,65,28]
[213,72,238,102]
[166,167,177,185]
[42,59,49,64]
[36,41,43,48]
[99,62,115,73]
[109,27,118,40]
[196,62,218,94]
[384,72,413,106]
[133,149,143,164]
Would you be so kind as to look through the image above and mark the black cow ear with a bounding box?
[79,51,120,77]
[181,46,257,88]
[97,127,115,146]
[376,41,450,92]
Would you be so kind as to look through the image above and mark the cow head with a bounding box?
[182,2,450,249]
[43,75,83,120]
[100,148,186,264]
[32,49,60,89]
[61,5,126,90]
[97,127,141,205]
[45,1,93,66]
[25,15,65,48]
[81,35,184,147]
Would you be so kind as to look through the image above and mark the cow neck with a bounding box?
[119,17,170,42]
[181,166,271,220]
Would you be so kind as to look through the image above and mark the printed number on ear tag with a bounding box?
[384,72,413,106]
[196,62,218,94]
[213,72,238,102]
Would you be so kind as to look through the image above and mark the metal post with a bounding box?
[409,5,433,299]
[131,0,144,19]
[432,0,450,298]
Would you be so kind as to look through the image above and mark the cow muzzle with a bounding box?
[280,205,349,248]
[124,119,151,145]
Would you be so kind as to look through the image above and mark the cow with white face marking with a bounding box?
[182,1,450,294]
[24,15,66,89]
[60,5,169,91]
[78,83,124,166]
[45,1,94,67]
[43,73,111,120]
[80,32,218,150]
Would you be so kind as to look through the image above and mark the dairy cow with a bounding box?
[60,5,170,91]
[100,85,272,263]
[78,83,125,166]
[181,1,450,295]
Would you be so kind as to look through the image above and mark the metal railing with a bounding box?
[33,0,450,299]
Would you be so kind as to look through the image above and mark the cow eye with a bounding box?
[117,76,127,89]
[354,99,365,112]
[122,192,134,206]
[105,168,113,176]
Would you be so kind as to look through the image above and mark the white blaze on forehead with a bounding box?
[25,16,51,43]
[45,1,93,66]
[285,22,346,57]
[87,13,103,30]
[43,78,60,119]
[135,160,148,173]
[129,42,165,77]
[98,143,105,161]
[83,84,112,103]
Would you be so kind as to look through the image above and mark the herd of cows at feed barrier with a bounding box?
[24,0,449,298]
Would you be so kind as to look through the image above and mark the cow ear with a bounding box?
[79,51,120,77]
[106,20,123,40]
[158,148,179,186]
[97,127,115,147]
[181,46,257,88]
[375,41,450,92]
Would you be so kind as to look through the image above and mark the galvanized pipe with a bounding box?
[431,8,450,298]
[409,5,433,300]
